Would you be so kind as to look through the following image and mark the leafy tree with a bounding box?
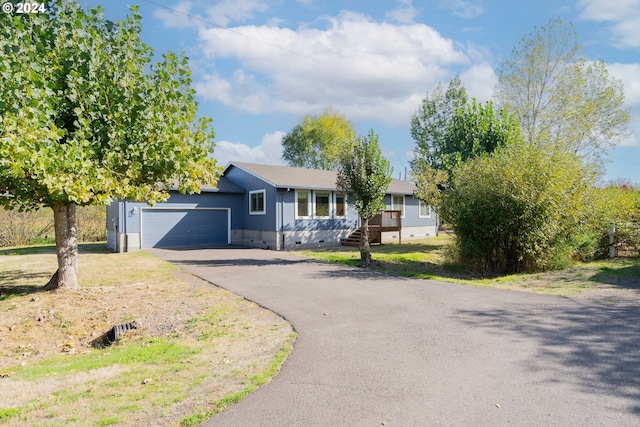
[336,130,392,266]
[412,99,521,207]
[441,99,521,176]
[410,76,467,173]
[0,1,219,290]
[282,107,355,170]
[496,19,629,160]
[440,143,598,274]
[411,161,449,210]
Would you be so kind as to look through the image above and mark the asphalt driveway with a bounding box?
[150,247,640,426]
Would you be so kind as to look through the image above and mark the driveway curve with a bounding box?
[150,247,640,426]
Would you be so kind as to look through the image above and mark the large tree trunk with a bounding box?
[359,216,372,266]
[44,203,79,290]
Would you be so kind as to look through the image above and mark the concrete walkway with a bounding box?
[150,247,640,426]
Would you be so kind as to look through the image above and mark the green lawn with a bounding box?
[299,235,640,297]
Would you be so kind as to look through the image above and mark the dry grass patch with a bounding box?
[0,244,294,426]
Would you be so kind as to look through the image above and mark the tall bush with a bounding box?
[0,206,105,247]
[578,184,640,259]
[0,209,52,247]
[440,144,598,274]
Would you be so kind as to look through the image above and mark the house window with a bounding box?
[296,190,310,218]
[419,201,431,218]
[391,195,405,218]
[314,191,330,218]
[335,193,346,218]
[249,190,265,215]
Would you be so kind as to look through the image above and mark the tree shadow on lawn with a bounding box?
[373,241,448,255]
[306,252,483,282]
[455,302,640,415]
[168,257,310,268]
[0,271,52,300]
[376,258,475,279]
[0,243,109,300]
[306,264,417,282]
[0,242,108,256]
[323,241,448,257]
[589,264,640,290]
[307,256,477,282]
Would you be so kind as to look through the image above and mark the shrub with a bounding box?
[77,205,107,243]
[440,144,598,274]
[0,209,53,246]
[0,206,105,247]
[579,185,640,259]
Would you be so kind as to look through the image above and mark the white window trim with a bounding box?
[249,189,266,215]
[295,190,311,219]
[313,191,332,219]
[391,194,405,219]
[334,193,347,219]
[419,200,432,218]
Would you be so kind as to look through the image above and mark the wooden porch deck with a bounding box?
[342,210,402,247]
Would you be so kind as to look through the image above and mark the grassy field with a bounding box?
[0,244,294,427]
[0,206,106,248]
[300,235,640,300]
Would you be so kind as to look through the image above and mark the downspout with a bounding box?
[123,199,128,252]
[280,189,287,250]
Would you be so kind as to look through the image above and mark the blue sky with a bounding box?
[79,0,640,183]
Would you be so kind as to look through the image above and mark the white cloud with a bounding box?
[383,149,397,159]
[213,131,286,166]
[578,0,640,48]
[195,70,270,114]
[607,63,640,107]
[153,1,195,29]
[153,0,270,29]
[619,130,639,147]
[204,0,270,27]
[606,63,640,147]
[386,0,419,24]
[459,63,497,102]
[194,72,233,103]
[194,12,468,125]
[435,0,485,19]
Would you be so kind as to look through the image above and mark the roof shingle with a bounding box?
[225,162,416,194]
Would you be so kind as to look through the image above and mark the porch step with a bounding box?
[341,229,381,247]
[342,229,362,247]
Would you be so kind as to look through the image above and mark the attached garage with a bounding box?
[106,178,244,252]
[140,208,230,249]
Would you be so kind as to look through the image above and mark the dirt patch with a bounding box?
[0,248,294,426]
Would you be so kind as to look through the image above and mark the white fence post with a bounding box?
[609,223,616,258]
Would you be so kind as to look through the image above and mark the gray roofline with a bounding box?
[223,162,278,187]
[223,161,417,195]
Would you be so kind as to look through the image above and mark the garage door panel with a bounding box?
[141,209,228,248]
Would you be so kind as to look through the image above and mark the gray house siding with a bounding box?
[106,191,243,251]
[276,188,360,250]
[106,200,124,251]
[106,162,439,252]
[224,166,360,250]
[224,166,277,231]
[224,166,279,248]
[382,194,438,241]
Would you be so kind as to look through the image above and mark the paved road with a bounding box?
[150,247,640,426]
